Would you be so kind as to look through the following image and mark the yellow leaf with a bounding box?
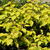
[38,41,42,46]
[22,28,26,33]
[0,7,3,10]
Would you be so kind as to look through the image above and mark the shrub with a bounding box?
[0,1,50,50]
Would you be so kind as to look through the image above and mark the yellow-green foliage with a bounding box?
[0,1,50,50]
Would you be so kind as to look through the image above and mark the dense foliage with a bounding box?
[0,0,28,6]
[0,1,50,50]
